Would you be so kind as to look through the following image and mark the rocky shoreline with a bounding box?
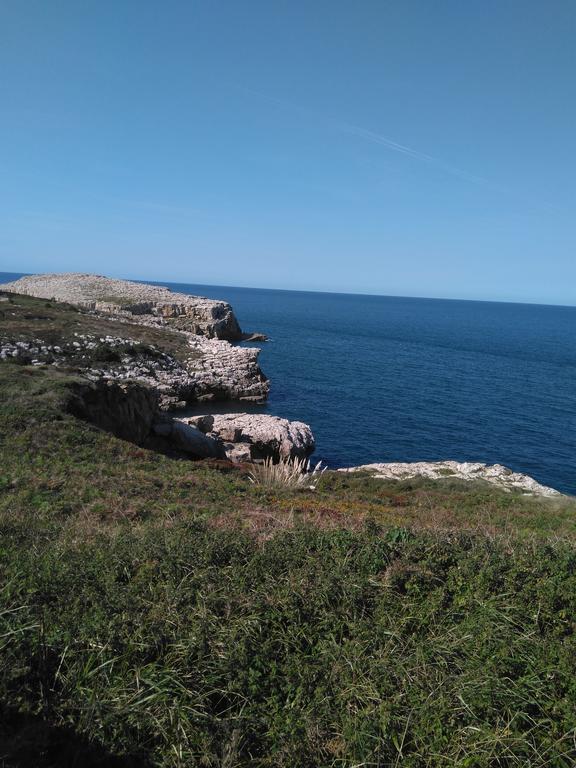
[339,461,561,497]
[0,273,563,496]
[0,274,269,407]
[0,273,311,463]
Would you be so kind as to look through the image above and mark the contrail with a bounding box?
[238,85,559,211]
[239,86,492,186]
[337,122,492,186]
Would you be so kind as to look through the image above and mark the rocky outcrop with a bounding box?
[185,337,269,403]
[155,413,315,463]
[0,273,242,340]
[1,273,270,405]
[60,379,312,465]
[1,275,298,461]
[339,461,560,497]
[0,332,269,407]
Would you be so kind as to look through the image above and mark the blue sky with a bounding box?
[1,1,575,304]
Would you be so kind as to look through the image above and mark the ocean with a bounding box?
[3,272,576,494]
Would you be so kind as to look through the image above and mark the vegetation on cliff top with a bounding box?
[1,292,576,767]
[0,291,194,364]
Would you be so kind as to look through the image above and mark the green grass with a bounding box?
[3,513,576,766]
[2,297,576,766]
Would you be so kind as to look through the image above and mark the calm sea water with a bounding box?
[3,272,576,494]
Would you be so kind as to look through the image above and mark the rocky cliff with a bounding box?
[0,274,270,406]
[0,273,242,339]
[0,276,313,463]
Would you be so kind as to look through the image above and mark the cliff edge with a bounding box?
[0,272,242,340]
[0,273,270,405]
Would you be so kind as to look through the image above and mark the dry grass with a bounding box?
[247,456,326,489]
[210,501,368,541]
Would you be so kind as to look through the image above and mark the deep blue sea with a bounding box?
[3,272,576,494]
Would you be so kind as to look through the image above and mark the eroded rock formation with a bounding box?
[155,413,315,463]
[0,332,269,407]
[1,274,315,464]
[185,337,270,404]
[1,274,270,405]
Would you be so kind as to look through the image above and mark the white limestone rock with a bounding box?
[1,274,270,403]
[184,336,269,402]
[0,272,242,339]
[181,413,315,463]
[338,460,561,497]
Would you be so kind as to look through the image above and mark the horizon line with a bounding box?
[1,269,575,310]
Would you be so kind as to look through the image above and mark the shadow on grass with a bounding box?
[0,707,149,768]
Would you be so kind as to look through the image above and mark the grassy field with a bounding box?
[1,295,576,767]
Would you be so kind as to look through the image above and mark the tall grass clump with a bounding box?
[248,455,326,489]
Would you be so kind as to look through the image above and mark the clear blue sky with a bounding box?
[1,1,575,304]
